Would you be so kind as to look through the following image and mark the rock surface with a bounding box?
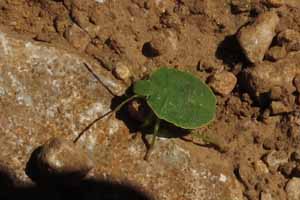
[0,30,244,200]
[35,137,93,178]
[237,11,279,63]
[277,29,300,52]
[208,71,237,96]
[243,52,300,98]
[286,178,300,200]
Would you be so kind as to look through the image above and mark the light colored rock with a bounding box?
[36,137,93,178]
[0,30,244,200]
[271,101,293,114]
[64,23,91,52]
[237,11,279,63]
[113,62,131,81]
[286,178,300,200]
[254,160,269,175]
[277,29,300,52]
[209,71,237,95]
[260,192,274,200]
[265,0,285,7]
[243,52,300,98]
[0,30,118,184]
[263,150,289,171]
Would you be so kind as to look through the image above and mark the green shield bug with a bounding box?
[75,67,217,160]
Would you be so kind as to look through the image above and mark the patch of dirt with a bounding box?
[1,0,300,199]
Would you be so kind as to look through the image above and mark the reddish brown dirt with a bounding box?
[1,0,300,199]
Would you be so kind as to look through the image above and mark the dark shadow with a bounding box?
[0,152,154,200]
[111,91,190,139]
[142,42,159,58]
[0,178,152,200]
[215,34,249,68]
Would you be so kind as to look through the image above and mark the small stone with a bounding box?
[293,74,300,92]
[208,71,237,95]
[142,30,178,58]
[64,24,91,52]
[265,0,285,7]
[263,138,275,150]
[237,11,279,63]
[263,150,289,171]
[271,101,293,115]
[286,178,300,200]
[260,192,274,200]
[277,29,300,52]
[265,46,287,61]
[291,150,300,162]
[113,63,131,81]
[254,160,270,175]
[36,137,94,179]
[280,162,295,176]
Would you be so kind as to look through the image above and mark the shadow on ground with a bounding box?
[0,170,152,200]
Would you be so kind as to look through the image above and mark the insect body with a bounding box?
[75,67,216,160]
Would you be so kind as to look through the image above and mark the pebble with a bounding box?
[291,150,300,162]
[265,0,285,7]
[237,11,279,63]
[254,160,269,175]
[36,137,94,179]
[64,24,91,52]
[260,192,274,200]
[277,29,300,52]
[271,101,293,115]
[208,71,237,96]
[286,178,300,200]
[265,46,287,61]
[113,62,131,81]
[293,74,300,92]
[263,150,288,171]
[142,30,177,58]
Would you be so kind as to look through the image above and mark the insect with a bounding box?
[75,67,217,160]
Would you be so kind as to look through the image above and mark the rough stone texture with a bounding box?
[64,23,91,52]
[263,150,289,171]
[242,52,300,98]
[265,46,287,61]
[265,0,285,7]
[208,71,237,96]
[260,192,274,200]
[286,178,300,200]
[237,11,279,63]
[0,31,244,200]
[277,29,300,52]
[36,137,94,178]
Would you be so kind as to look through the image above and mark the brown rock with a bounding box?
[242,53,300,98]
[64,24,91,52]
[237,11,279,63]
[271,101,293,115]
[263,150,289,171]
[286,178,300,200]
[265,46,287,61]
[265,0,285,7]
[36,137,93,178]
[293,74,300,92]
[0,31,244,200]
[113,62,131,81]
[260,192,274,200]
[277,29,300,52]
[208,71,237,95]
